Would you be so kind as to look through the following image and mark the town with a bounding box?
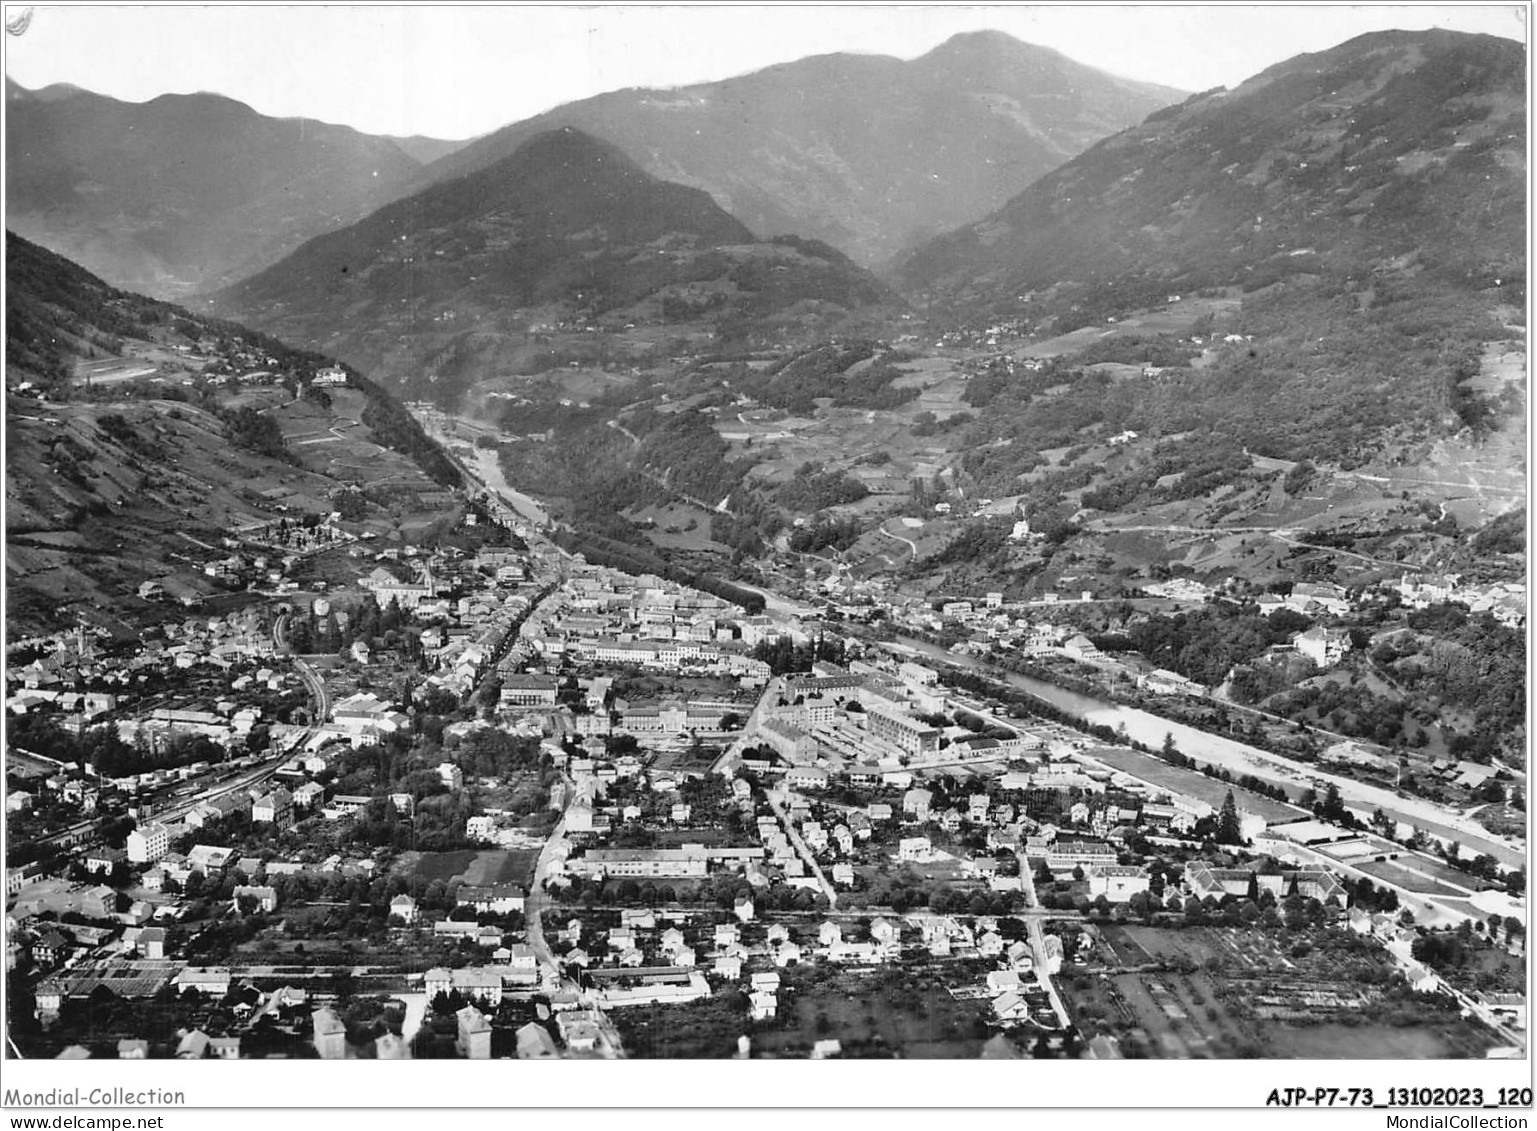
[5,459,1526,1061]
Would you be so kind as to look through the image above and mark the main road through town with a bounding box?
[1019,862,1072,1030]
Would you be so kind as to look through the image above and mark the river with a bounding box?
[464,446,551,529]
[892,636,1524,869]
[414,411,553,529]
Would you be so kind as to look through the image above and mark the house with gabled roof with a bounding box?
[992,991,1031,1022]
[517,1021,561,1059]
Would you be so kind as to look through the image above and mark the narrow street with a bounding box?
[525,808,570,988]
[763,788,838,908]
[1019,863,1073,1031]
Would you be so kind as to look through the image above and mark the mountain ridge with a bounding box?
[404,31,1185,267]
[4,78,464,298]
[898,28,1525,316]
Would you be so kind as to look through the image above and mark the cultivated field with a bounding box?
[1353,859,1478,899]
[753,964,994,1059]
[1060,924,1498,1059]
[1014,294,1243,361]
[266,389,440,491]
[623,502,730,553]
[1077,746,1306,821]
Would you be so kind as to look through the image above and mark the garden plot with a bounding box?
[1060,924,1496,1058]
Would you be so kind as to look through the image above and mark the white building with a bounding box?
[126,822,170,865]
[1293,626,1353,667]
[1087,865,1151,903]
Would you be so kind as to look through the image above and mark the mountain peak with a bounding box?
[925,29,1035,55]
[917,29,1073,69]
[1247,24,1521,81]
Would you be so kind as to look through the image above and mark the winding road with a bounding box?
[877,523,918,562]
[1084,520,1417,571]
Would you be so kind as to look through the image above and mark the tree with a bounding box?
[475,677,503,720]
[1283,459,1314,496]
[1216,790,1243,845]
[321,609,343,653]
[1476,779,1507,804]
[1318,782,1345,821]
[380,596,404,635]
[1412,931,1467,971]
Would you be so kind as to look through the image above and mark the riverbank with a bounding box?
[415,411,553,529]
[889,636,1524,870]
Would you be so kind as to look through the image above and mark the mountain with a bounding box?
[4,79,459,298]
[890,29,1525,498]
[5,31,1176,299]
[6,232,463,635]
[899,30,1525,316]
[207,128,902,398]
[405,31,1184,266]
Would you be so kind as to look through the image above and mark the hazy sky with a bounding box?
[3,4,1526,139]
